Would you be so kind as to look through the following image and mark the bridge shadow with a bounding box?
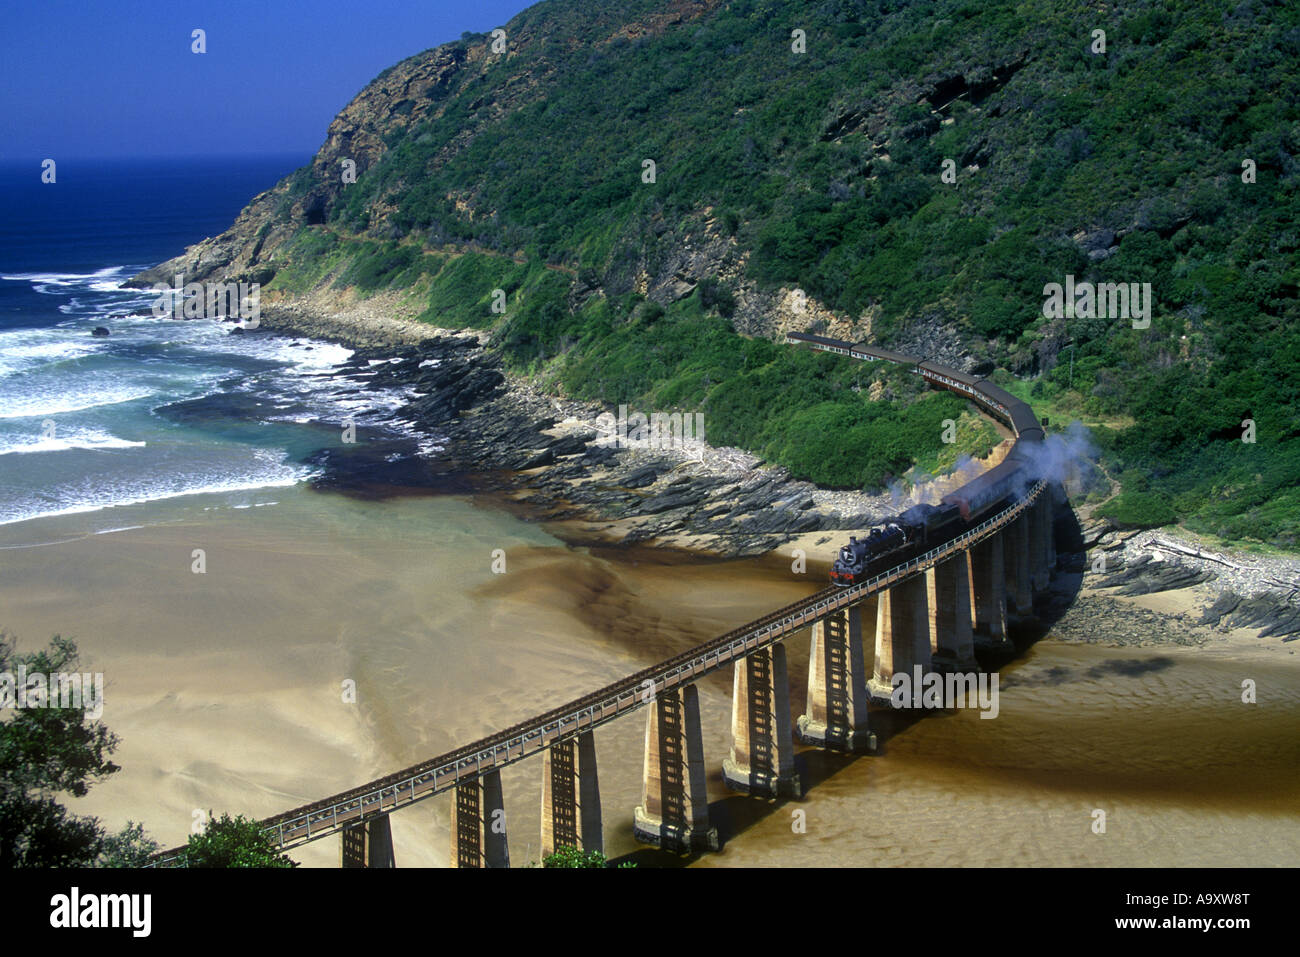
[1004,501,1086,657]
[607,502,1087,867]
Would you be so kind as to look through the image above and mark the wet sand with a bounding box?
[1,487,1296,867]
[0,485,813,866]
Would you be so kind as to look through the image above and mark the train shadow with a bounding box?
[607,500,1088,866]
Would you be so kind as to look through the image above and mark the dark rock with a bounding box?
[547,433,591,457]
[1198,591,1242,626]
[1096,555,1213,595]
[637,485,712,515]
[621,466,661,489]
[91,326,110,337]
[1198,588,1300,639]
[517,448,554,470]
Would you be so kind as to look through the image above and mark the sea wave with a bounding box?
[0,464,311,528]
[0,384,157,419]
[0,265,131,284]
[0,430,146,456]
[0,265,142,296]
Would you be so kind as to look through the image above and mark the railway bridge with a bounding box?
[151,334,1062,867]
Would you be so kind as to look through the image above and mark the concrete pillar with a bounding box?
[970,535,1010,651]
[926,567,941,656]
[1030,496,1050,592]
[1045,487,1057,570]
[634,685,718,852]
[1006,515,1033,614]
[797,601,876,752]
[723,645,801,797]
[541,730,602,858]
[966,550,977,631]
[340,814,395,868]
[1043,492,1056,573]
[449,769,509,868]
[931,553,977,671]
[868,574,932,706]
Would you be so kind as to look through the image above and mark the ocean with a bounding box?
[0,156,419,529]
[2,159,1296,868]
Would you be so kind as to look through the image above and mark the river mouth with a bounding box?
[2,479,1296,867]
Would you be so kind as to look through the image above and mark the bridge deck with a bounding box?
[152,480,1042,863]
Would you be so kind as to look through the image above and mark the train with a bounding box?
[829,503,965,585]
[786,332,1045,588]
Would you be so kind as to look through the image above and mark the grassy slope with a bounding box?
[267,0,1299,544]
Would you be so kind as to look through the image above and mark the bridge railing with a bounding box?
[149,480,1044,864]
[154,335,1047,864]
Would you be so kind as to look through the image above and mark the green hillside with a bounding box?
[206,0,1300,546]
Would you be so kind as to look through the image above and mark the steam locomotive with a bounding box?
[782,331,1047,590]
[829,503,966,586]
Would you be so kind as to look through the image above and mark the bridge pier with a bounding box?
[1030,495,1051,593]
[868,574,932,706]
[634,685,718,852]
[340,814,395,868]
[797,601,876,752]
[929,554,977,672]
[449,769,509,868]
[1006,514,1034,615]
[541,731,602,858]
[1045,485,1058,570]
[969,535,1011,651]
[723,645,801,797]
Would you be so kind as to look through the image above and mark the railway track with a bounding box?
[150,332,1048,865]
[151,480,1041,863]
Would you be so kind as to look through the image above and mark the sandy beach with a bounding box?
[0,483,814,866]
[1,476,1296,868]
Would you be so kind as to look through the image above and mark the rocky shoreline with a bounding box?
[1074,518,1300,643]
[262,309,902,560]
[252,304,1300,645]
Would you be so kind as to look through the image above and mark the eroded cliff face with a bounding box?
[127,0,970,367]
[130,1,727,294]
[131,44,479,289]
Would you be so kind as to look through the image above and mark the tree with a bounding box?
[1097,490,1177,529]
[98,821,161,867]
[541,845,635,868]
[0,633,125,867]
[180,813,297,868]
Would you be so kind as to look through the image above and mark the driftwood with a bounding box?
[1148,537,1247,570]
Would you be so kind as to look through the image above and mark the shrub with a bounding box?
[181,813,296,868]
[1097,491,1177,528]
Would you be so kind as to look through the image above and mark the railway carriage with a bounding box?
[787,330,1046,586]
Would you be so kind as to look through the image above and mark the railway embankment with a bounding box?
[296,331,923,559]
[255,313,1299,645]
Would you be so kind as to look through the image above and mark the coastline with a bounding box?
[1,294,1295,867]
[256,295,1300,647]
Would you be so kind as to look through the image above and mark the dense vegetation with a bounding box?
[180,813,297,868]
[267,0,1299,546]
[0,633,296,867]
[0,634,157,866]
[539,845,634,867]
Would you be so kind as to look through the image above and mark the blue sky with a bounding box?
[1,0,536,160]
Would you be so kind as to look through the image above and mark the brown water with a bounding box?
[1,486,1296,867]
